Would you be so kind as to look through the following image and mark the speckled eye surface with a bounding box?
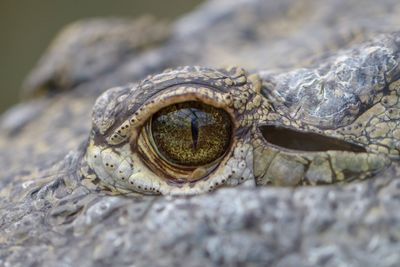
[149,101,232,167]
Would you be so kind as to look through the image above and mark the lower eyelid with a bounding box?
[114,159,132,181]
[101,148,121,175]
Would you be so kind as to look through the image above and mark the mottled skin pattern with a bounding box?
[1,0,400,266]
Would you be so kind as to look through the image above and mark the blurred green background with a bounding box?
[0,0,203,114]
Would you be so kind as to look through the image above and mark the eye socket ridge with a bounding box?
[104,85,234,146]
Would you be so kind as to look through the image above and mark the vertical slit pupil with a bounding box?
[190,109,199,150]
[150,101,232,166]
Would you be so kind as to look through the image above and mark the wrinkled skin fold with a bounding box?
[1,0,400,266]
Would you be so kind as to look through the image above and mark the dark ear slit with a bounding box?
[259,125,366,153]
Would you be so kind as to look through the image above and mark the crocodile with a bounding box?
[1,0,400,266]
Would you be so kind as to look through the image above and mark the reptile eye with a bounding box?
[149,101,232,167]
[85,67,248,195]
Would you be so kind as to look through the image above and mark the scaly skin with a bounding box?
[83,33,399,194]
[1,0,400,266]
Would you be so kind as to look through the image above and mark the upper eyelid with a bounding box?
[91,66,247,150]
[92,66,244,140]
[105,85,233,145]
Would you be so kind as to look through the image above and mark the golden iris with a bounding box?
[150,101,232,167]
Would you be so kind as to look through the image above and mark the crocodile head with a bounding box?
[82,32,400,195]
